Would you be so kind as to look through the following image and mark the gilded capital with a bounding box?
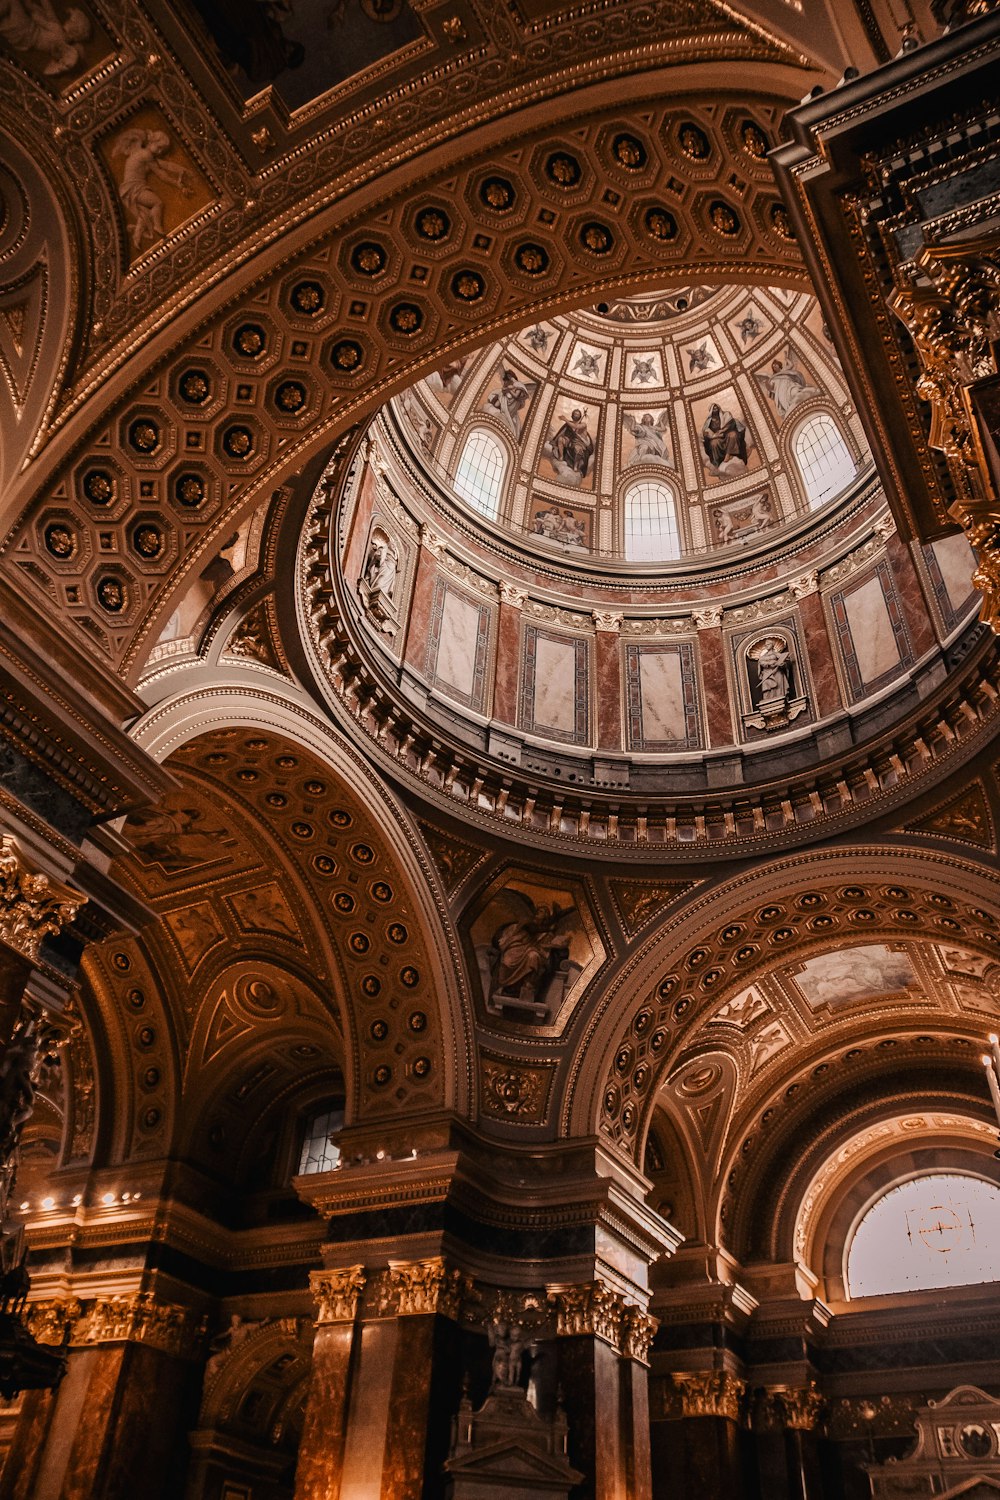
[311,1265,366,1324]
[375,1257,467,1319]
[692,604,724,630]
[0,838,85,964]
[663,1370,747,1422]
[753,1382,825,1432]
[79,1293,205,1359]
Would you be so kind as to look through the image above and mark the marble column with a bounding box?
[401,523,445,674]
[650,1371,747,1500]
[293,1268,364,1500]
[692,607,733,747]
[791,573,841,718]
[493,580,526,725]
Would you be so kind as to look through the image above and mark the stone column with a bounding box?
[789,573,841,719]
[401,522,445,674]
[751,1384,826,1500]
[3,1294,204,1500]
[592,612,624,752]
[293,1267,365,1500]
[651,1371,747,1500]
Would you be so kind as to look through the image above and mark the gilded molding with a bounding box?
[753,1382,826,1432]
[660,1370,747,1422]
[77,1293,205,1358]
[374,1258,469,1319]
[547,1281,655,1362]
[26,1298,82,1346]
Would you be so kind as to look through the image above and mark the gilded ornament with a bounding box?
[132,524,162,558]
[351,241,387,275]
[373,1063,392,1085]
[96,576,127,613]
[415,207,449,241]
[643,206,677,242]
[222,424,254,458]
[389,302,422,334]
[515,242,549,275]
[82,469,115,504]
[44,523,76,559]
[311,1265,366,1324]
[580,222,612,254]
[545,152,581,188]
[678,123,710,160]
[479,176,514,211]
[709,200,740,236]
[275,380,307,413]
[451,270,484,302]
[612,133,647,169]
[233,323,267,358]
[178,369,210,404]
[174,472,206,507]
[128,418,160,454]
[291,280,325,315]
[740,120,769,159]
[663,1371,747,1422]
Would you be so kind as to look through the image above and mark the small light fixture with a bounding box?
[101,1191,116,1206]
[40,1196,55,1211]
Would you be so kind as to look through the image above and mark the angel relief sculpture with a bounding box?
[111,127,193,252]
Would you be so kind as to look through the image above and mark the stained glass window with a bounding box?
[847,1172,1000,1297]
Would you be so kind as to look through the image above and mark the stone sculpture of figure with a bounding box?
[755,637,791,705]
[488,1318,527,1389]
[0,1019,43,1167]
[622,410,670,466]
[0,0,90,75]
[363,533,397,601]
[112,128,193,250]
[702,403,748,473]
[545,409,594,484]
[754,349,821,420]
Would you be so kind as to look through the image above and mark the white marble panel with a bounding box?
[844,574,900,685]
[639,649,685,742]
[435,588,480,699]
[533,635,578,734]
[932,531,976,612]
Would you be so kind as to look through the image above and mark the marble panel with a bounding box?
[520,626,589,744]
[831,562,912,701]
[426,580,490,710]
[624,642,701,751]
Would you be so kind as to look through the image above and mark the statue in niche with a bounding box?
[745,632,806,732]
[488,1318,529,1390]
[358,526,400,637]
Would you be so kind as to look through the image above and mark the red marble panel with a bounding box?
[491,601,521,725]
[885,533,937,657]
[402,547,440,670]
[697,629,735,747]
[798,591,841,717]
[595,632,623,750]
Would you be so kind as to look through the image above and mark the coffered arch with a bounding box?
[567,842,1000,1158]
[129,674,474,1122]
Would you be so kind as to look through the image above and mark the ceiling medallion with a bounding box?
[479,176,516,211]
[770,202,794,240]
[612,133,647,169]
[131,524,162,558]
[741,120,770,159]
[709,200,741,236]
[643,206,678,242]
[232,323,267,358]
[389,302,423,334]
[545,151,582,188]
[174,472,205,507]
[514,242,549,275]
[678,122,710,159]
[350,241,388,276]
[291,279,325,314]
[44,523,76,559]
[579,221,614,255]
[128,418,160,455]
[329,338,363,372]
[275,380,307,413]
[415,206,450,241]
[82,469,115,505]
[451,269,485,302]
[177,369,211,405]
[96,575,127,613]
[222,424,254,458]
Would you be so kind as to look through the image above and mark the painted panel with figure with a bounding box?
[691,389,758,483]
[539,401,597,490]
[789,944,916,1010]
[466,871,604,1029]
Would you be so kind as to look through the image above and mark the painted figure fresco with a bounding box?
[755,348,821,419]
[424,356,467,406]
[0,0,90,75]
[791,944,915,1007]
[622,410,671,467]
[541,405,595,487]
[700,400,751,478]
[529,502,591,550]
[483,365,537,441]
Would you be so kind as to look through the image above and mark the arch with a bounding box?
[845,1167,1000,1299]
[454,426,508,519]
[792,409,856,508]
[128,669,474,1122]
[623,478,681,561]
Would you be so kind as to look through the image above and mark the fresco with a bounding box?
[754,347,822,421]
[481,363,538,442]
[468,872,603,1028]
[528,500,592,550]
[422,355,467,407]
[0,0,112,88]
[789,944,915,1008]
[540,400,597,489]
[691,388,758,483]
[100,107,214,264]
[621,408,671,468]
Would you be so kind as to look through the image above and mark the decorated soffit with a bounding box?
[390,282,871,562]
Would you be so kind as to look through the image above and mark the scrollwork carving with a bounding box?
[661,1370,747,1421]
[0,838,84,963]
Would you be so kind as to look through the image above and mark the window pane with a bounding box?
[624,481,680,562]
[847,1172,1000,1297]
[794,414,855,507]
[297,1107,344,1175]
[455,429,505,518]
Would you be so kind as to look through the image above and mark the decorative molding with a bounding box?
[546,1281,654,1362]
[76,1293,206,1359]
[659,1370,747,1422]
[374,1257,469,1319]
[310,1265,366,1325]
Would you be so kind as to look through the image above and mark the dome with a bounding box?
[391,283,871,569]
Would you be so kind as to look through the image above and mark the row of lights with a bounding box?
[19,1192,142,1213]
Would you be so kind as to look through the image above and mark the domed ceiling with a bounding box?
[391,283,872,565]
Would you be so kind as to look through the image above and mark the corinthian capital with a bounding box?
[665,1370,747,1422]
[311,1265,366,1325]
[499,581,527,608]
[592,609,624,633]
[0,838,84,963]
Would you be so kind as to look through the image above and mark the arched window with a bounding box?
[454,428,506,519]
[846,1172,1000,1297]
[793,413,856,508]
[297,1105,344,1175]
[624,480,680,562]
